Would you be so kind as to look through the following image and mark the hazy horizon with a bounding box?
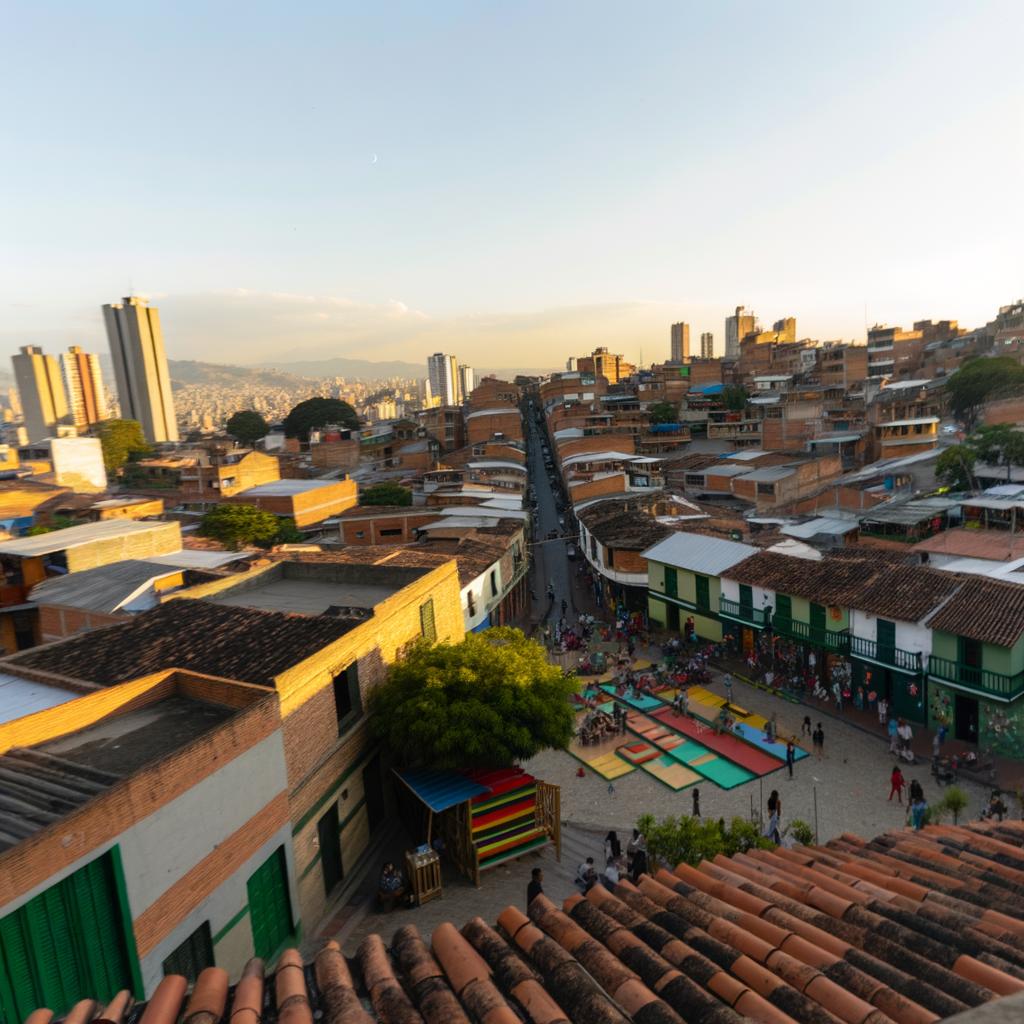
[2,1,1021,369]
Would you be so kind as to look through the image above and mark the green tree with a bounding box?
[636,813,771,870]
[967,424,1024,481]
[721,385,749,412]
[360,482,413,506]
[939,785,969,825]
[945,357,1024,429]
[199,503,282,549]
[226,410,269,446]
[283,397,359,440]
[648,401,678,425]
[273,519,304,544]
[935,445,976,491]
[96,419,151,474]
[368,628,576,769]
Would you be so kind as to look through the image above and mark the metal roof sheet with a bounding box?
[28,559,180,613]
[641,532,758,574]
[781,518,859,539]
[0,673,76,725]
[396,768,491,813]
[0,519,170,557]
[239,480,343,495]
[145,550,253,569]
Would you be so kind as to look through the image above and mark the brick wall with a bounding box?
[568,474,627,504]
[37,603,125,643]
[466,410,522,445]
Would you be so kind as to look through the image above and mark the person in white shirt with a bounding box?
[603,857,620,886]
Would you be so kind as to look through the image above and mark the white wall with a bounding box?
[50,436,107,492]
[720,577,775,612]
[849,609,932,654]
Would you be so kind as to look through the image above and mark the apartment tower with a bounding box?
[725,305,757,359]
[61,346,108,430]
[700,332,714,359]
[12,346,69,442]
[457,364,475,403]
[427,352,458,406]
[670,322,690,362]
[102,296,179,442]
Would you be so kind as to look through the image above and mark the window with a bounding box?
[876,618,896,656]
[379,528,402,537]
[332,663,361,732]
[684,474,705,485]
[775,594,791,620]
[420,599,436,641]
[467,591,477,617]
[354,530,365,539]
[0,850,134,1022]
[246,847,293,961]
[739,584,753,612]
[756,483,775,495]
[162,921,213,983]
[695,575,711,612]
[590,535,598,559]
[664,567,678,598]
[490,570,498,597]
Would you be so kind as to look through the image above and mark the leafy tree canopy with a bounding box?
[967,423,1024,479]
[945,357,1024,429]
[360,482,412,506]
[721,385,750,412]
[935,445,976,491]
[96,419,151,474]
[648,401,678,425]
[637,812,773,870]
[226,410,269,446]
[198,503,296,550]
[368,627,576,769]
[283,397,359,440]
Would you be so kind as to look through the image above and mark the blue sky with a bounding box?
[2,1,1021,369]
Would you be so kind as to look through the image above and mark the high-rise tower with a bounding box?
[62,345,108,429]
[102,296,178,442]
[12,346,69,442]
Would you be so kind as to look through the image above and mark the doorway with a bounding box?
[954,694,979,744]
[666,603,679,632]
[317,804,343,896]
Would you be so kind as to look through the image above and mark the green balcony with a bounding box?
[773,614,850,653]
[850,636,923,675]
[927,655,1024,700]
[719,597,769,628]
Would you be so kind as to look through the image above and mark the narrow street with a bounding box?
[525,402,575,632]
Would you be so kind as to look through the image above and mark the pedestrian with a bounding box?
[908,778,924,805]
[767,788,781,819]
[527,867,544,905]
[889,765,906,803]
[723,673,733,704]
[832,680,843,713]
[932,731,941,759]
[766,711,778,744]
[626,828,642,874]
[603,857,620,887]
[877,697,888,726]
[813,722,825,759]
[887,716,899,754]
[607,780,615,796]
[785,738,796,778]
[910,795,928,830]
[575,857,597,893]
[692,787,701,817]
[801,714,812,737]
[604,830,621,862]
[631,833,648,882]
[898,719,913,755]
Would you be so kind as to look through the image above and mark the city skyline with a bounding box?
[2,2,1021,368]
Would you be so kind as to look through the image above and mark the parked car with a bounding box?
[566,543,577,560]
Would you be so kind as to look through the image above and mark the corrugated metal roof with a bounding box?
[641,532,758,574]
[145,549,251,569]
[781,517,859,539]
[0,519,170,557]
[737,466,795,482]
[0,673,76,725]
[28,560,180,613]
[239,479,342,495]
[396,768,491,812]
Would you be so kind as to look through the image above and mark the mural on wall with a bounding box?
[929,683,953,728]
[981,700,1024,758]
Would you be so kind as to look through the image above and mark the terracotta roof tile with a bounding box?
[5,599,360,688]
[924,576,1024,646]
[16,822,1024,1024]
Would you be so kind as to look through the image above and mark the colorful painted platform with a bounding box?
[599,683,664,711]
[732,721,809,762]
[639,753,701,790]
[650,706,783,776]
[567,711,634,779]
[681,686,808,762]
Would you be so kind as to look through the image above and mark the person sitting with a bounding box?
[377,862,406,910]
[575,856,598,893]
[983,792,1008,822]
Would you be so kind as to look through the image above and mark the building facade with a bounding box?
[427,353,459,406]
[670,322,689,362]
[62,345,108,429]
[724,306,757,360]
[12,346,69,442]
[700,331,714,359]
[103,296,179,443]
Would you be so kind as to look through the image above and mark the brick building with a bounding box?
[225,478,358,528]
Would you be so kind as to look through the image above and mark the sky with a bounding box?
[1,0,1022,371]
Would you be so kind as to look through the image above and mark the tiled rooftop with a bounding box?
[23,821,1024,1023]
[925,576,1024,646]
[6,600,362,688]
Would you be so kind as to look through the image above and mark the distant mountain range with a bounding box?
[168,360,312,389]
[248,356,558,380]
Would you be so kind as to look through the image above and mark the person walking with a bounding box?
[723,673,733,704]
[785,738,796,778]
[889,765,906,803]
[604,830,621,862]
[887,716,899,754]
[877,697,888,727]
[910,794,928,830]
[631,835,648,882]
[812,722,825,759]
[767,788,781,821]
[692,787,701,818]
[832,680,843,713]
[626,828,642,875]
[801,714,812,737]
[527,867,544,906]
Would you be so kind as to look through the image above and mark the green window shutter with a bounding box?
[162,922,213,983]
[695,575,710,611]
[739,584,753,610]
[809,602,826,631]
[876,619,896,650]
[775,594,791,619]
[419,599,436,642]
[664,567,677,598]
[247,847,292,961]
[0,912,39,1023]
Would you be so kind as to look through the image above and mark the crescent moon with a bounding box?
[371,153,378,164]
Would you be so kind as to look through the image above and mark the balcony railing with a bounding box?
[927,655,1024,700]
[773,614,850,653]
[719,597,769,628]
[850,636,923,674]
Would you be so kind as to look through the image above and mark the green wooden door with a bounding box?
[876,618,896,663]
[695,575,710,612]
[664,567,678,599]
[775,594,791,621]
[0,852,133,1023]
[739,584,753,615]
[247,848,293,960]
